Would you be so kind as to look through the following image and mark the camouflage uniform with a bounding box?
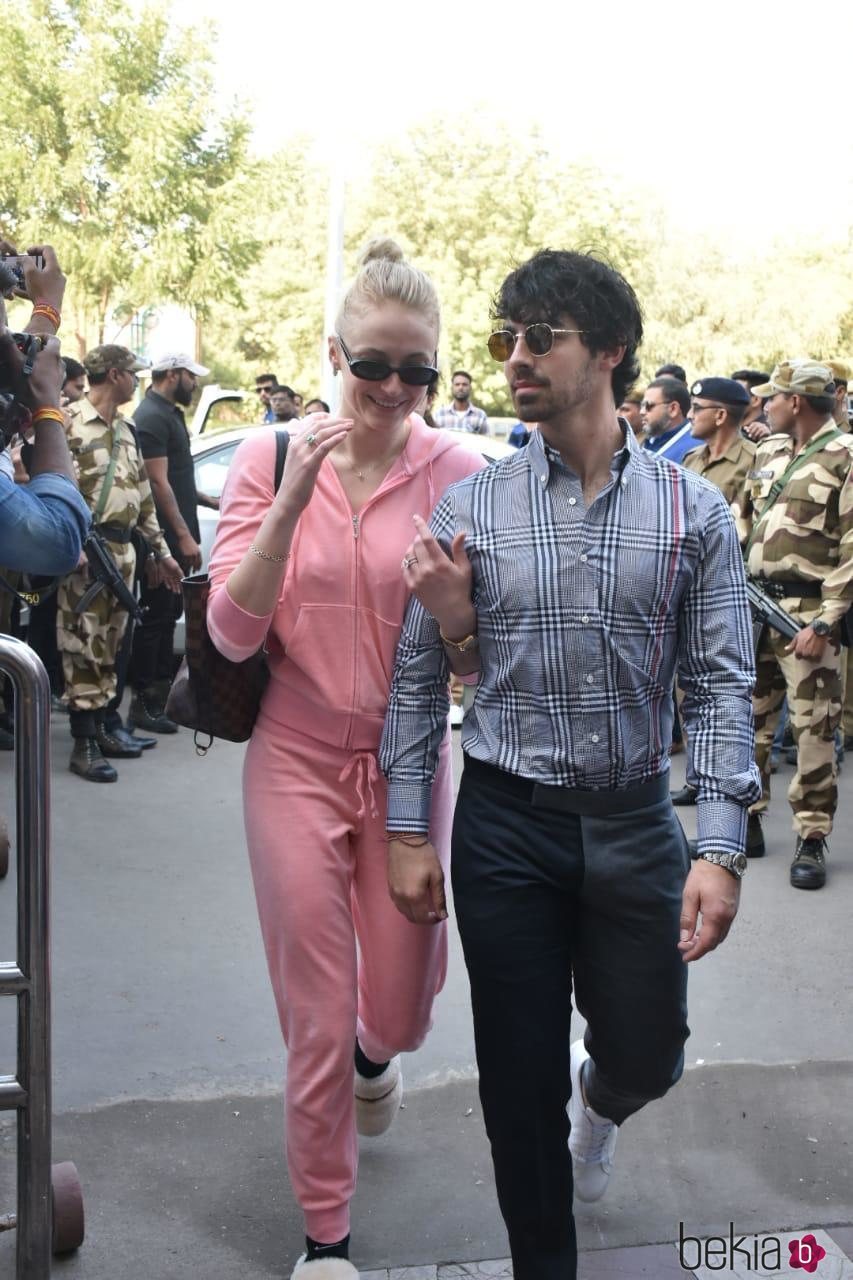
[744,420,853,836]
[682,435,756,545]
[57,398,170,712]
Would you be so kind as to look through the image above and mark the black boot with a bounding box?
[69,711,117,782]
[790,836,827,890]
[746,813,765,858]
[95,712,143,759]
[128,686,178,735]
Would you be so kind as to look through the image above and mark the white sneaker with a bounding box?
[291,1256,359,1280]
[449,703,464,728]
[354,1055,402,1136]
[568,1040,618,1203]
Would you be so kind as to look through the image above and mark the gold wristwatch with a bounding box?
[439,628,478,653]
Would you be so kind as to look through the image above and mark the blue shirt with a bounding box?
[0,472,91,575]
[380,426,760,855]
[642,420,703,464]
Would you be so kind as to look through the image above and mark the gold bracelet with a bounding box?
[383,833,430,847]
[249,542,289,564]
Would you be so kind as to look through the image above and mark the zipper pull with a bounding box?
[352,514,360,539]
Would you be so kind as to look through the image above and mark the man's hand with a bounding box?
[678,859,740,963]
[22,245,66,318]
[159,555,184,593]
[0,331,64,411]
[197,491,220,511]
[742,420,771,443]
[403,513,475,637]
[177,531,202,573]
[11,439,28,484]
[785,625,828,660]
[387,837,447,925]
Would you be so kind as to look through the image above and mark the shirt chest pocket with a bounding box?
[783,480,834,532]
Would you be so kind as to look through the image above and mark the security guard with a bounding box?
[682,376,757,542]
[58,345,182,782]
[744,360,853,889]
[672,378,759,821]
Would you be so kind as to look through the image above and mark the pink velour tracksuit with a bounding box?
[207,417,484,1243]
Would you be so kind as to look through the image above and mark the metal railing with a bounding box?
[0,635,55,1277]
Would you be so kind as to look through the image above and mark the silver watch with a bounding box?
[697,850,748,879]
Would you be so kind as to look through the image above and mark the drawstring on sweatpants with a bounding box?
[338,752,381,824]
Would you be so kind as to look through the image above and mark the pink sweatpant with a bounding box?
[243,717,453,1244]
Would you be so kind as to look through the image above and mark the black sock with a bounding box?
[354,1040,389,1079]
[306,1233,350,1261]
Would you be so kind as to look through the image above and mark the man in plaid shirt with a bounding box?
[433,369,490,434]
[381,250,760,1280]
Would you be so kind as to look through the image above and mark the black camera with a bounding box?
[0,332,49,446]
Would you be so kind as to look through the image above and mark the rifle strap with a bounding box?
[745,427,844,560]
[92,425,125,524]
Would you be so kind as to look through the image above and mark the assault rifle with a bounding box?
[745,579,801,643]
[74,527,146,624]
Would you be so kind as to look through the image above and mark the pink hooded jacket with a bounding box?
[207,416,485,751]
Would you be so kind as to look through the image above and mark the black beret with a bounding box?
[690,377,751,407]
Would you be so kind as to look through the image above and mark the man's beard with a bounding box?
[175,386,194,407]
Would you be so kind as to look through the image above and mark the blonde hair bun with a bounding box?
[358,237,406,267]
[337,236,440,337]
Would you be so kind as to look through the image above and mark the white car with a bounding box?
[175,423,515,652]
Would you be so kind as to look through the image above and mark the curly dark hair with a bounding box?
[493,249,644,407]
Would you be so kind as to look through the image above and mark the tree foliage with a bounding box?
[0,0,260,353]
[3,9,851,405]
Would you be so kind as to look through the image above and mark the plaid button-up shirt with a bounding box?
[380,424,760,855]
[433,403,490,435]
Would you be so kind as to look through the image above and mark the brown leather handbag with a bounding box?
[165,431,288,753]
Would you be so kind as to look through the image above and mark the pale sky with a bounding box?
[171,0,853,245]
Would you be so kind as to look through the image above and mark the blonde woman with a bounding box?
[207,241,484,1277]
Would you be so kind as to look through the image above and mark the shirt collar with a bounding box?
[527,420,634,487]
[647,419,689,447]
[146,388,182,415]
[76,395,133,431]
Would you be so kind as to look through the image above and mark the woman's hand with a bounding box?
[402,513,474,637]
[274,416,353,518]
[387,837,447,925]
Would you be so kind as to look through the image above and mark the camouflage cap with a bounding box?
[83,345,151,377]
[751,360,835,399]
[825,359,850,385]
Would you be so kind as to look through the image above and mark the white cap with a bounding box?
[151,352,210,377]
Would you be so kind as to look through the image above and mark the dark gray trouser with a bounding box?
[451,759,690,1280]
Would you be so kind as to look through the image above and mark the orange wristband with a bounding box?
[31,302,61,329]
[31,407,65,425]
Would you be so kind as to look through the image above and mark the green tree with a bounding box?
[200,139,329,400]
[0,0,260,354]
[349,115,654,414]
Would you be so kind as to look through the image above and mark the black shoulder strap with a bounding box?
[274,430,289,492]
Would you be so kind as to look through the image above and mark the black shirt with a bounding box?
[133,389,200,555]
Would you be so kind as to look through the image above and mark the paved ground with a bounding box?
[1,711,851,1276]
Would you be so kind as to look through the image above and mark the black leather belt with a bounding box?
[94,523,134,545]
[749,576,822,600]
[463,755,668,816]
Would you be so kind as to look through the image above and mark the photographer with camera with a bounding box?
[0,244,90,574]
